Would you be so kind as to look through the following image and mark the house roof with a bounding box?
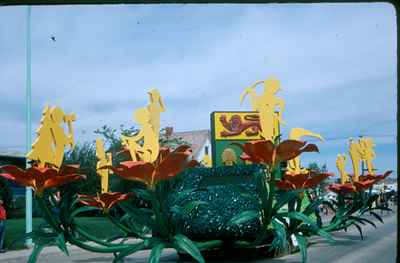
[169,129,210,157]
[0,149,26,159]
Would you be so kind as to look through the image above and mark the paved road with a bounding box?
[1,206,397,263]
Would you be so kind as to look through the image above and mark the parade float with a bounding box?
[0,77,392,263]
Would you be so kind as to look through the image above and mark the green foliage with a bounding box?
[63,142,99,196]
[164,164,265,241]
[0,176,13,210]
[307,162,332,194]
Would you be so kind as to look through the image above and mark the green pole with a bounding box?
[25,5,33,247]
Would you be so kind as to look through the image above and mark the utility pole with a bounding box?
[25,5,33,247]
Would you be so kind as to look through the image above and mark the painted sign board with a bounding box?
[211,111,281,167]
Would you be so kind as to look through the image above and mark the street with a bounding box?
[0,206,397,263]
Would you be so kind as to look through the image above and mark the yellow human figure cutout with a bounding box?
[147,89,165,139]
[27,105,75,169]
[50,107,76,168]
[287,128,324,175]
[27,106,55,167]
[121,107,159,163]
[96,138,112,193]
[240,77,285,141]
[359,137,376,175]
[348,138,363,182]
[336,154,349,184]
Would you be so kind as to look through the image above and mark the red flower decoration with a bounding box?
[329,170,393,195]
[235,140,319,166]
[107,145,198,188]
[276,172,332,190]
[0,164,85,196]
[359,170,393,183]
[78,192,133,213]
[328,183,357,195]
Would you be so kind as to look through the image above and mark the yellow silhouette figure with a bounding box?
[221,148,237,166]
[96,138,112,193]
[147,89,165,138]
[348,138,363,182]
[122,89,165,163]
[336,154,349,184]
[286,128,324,175]
[121,107,159,162]
[27,105,75,169]
[359,137,376,175]
[240,77,285,141]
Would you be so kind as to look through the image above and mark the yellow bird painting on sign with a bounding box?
[240,77,285,141]
[96,138,112,193]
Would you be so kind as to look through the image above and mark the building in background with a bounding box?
[0,150,26,196]
[168,129,212,166]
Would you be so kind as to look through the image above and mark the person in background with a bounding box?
[0,199,6,253]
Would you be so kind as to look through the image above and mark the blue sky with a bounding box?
[0,3,397,178]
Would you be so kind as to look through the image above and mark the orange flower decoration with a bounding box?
[359,170,393,183]
[0,164,85,196]
[236,140,319,166]
[329,170,393,195]
[328,183,357,195]
[108,145,198,188]
[78,192,133,213]
[276,172,332,190]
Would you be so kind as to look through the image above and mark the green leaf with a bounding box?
[133,188,152,200]
[112,241,146,263]
[270,219,287,252]
[173,234,205,263]
[273,190,304,213]
[227,210,260,226]
[194,240,223,251]
[69,206,100,222]
[27,243,45,263]
[149,243,166,263]
[349,216,377,228]
[56,233,69,256]
[294,233,308,263]
[368,211,384,224]
[353,223,364,240]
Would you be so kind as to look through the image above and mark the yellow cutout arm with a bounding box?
[349,138,362,182]
[96,138,112,193]
[336,154,348,184]
[287,128,324,175]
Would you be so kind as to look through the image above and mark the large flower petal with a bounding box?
[106,192,133,210]
[276,180,295,190]
[276,140,318,162]
[155,152,191,183]
[110,161,155,186]
[353,179,377,191]
[284,173,309,189]
[43,174,86,191]
[0,165,36,188]
[304,173,332,188]
[328,183,355,195]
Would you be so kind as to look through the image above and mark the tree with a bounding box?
[307,162,333,194]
